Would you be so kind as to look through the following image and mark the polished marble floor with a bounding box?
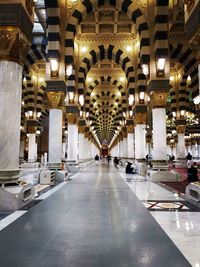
[0,162,194,266]
[118,168,200,267]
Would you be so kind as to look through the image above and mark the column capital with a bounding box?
[78,126,85,133]
[127,125,134,133]
[66,113,79,124]
[150,91,168,108]
[47,91,64,109]
[134,113,147,125]
[0,3,34,64]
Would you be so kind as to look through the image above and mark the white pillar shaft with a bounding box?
[67,124,78,161]
[122,138,128,158]
[49,109,62,163]
[20,141,25,159]
[28,134,36,162]
[152,108,167,161]
[62,143,66,160]
[176,133,185,158]
[0,61,22,170]
[135,124,146,160]
[127,133,134,158]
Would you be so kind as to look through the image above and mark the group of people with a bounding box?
[94,154,111,164]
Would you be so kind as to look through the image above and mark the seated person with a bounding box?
[125,162,136,174]
[188,162,198,183]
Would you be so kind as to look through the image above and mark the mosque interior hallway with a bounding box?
[0,162,193,267]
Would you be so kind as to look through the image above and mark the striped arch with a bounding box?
[65,0,150,65]
[78,45,135,96]
[170,43,199,98]
[85,76,126,107]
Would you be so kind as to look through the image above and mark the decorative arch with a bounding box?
[170,43,199,98]
[65,0,150,65]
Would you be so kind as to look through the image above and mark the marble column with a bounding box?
[152,108,167,161]
[127,133,134,159]
[119,141,123,157]
[67,124,78,161]
[135,124,146,160]
[19,141,25,161]
[78,134,85,160]
[176,133,186,159]
[28,134,36,162]
[192,144,197,158]
[0,61,22,171]
[49,109,62,163]
[122,138,128,158]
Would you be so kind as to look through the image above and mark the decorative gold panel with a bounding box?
[134,113,147,125]
[0,27,30,65]
[47,92,64,109]
[150,91,168,108]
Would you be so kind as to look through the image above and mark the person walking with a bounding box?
[94,154,99,165]
[107,154,111,164]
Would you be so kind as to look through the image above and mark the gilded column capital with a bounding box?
[47,92,64,109]
[150,91,168,109]
[66,113,79,124]
[127,125,134,133]
[134,113,147,125]
[176,125,186,134]
[78,126,85,133]
[0,27,30,65]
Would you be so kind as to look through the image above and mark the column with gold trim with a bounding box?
[0,2,33,181]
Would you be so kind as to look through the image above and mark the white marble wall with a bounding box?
[152,108,167,161]
[0,61,22,170]
[67,124,78,161]
[28,134,36,162]
[135,124,146,160]
[122,138,128,158]
[176,133,186,159]
[49,109,62,163]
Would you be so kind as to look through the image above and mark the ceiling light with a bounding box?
[87,77,92,82]
[157,58,165,70]
[142,64,149,76]
[81,46,87,53]
[128,94,134,105]
[66,65,73,77]
[79,95,84,106]
[170,76,174,81]
[126,46,132,52]
[50,59,59,72]
[120,77,124,82]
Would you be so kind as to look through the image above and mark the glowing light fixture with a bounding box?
[156,58,165,77]
[142,64,149,76]
[172,111,176,117]
[170,76,174,81]
[36,130,41,135]
[139,92,145,100]
[81,46,87,53]
[68,92,74,103]
[66,65,73,77]
[187,75,191,83]
[120,77,125,82]
[126,46,132,52]
[180,110,185,117]
[39,77,44,83]
[79,95,84,106]
[87,77,92,82]
[128,94,134,105]
[37,112,41,118]
[50,59,59,72]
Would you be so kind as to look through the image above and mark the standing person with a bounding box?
[94,154,99,165]
[186,152,192,161]
[107,154,111,164]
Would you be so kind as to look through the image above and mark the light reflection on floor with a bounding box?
[118,170,200,267]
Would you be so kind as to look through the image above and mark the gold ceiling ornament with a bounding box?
[0,27,30,65]
[66,113,79,124]
[176,125,186,134]
[26,0,35,16]
[134,113,147,125]
[150,91,168,109]
[47,91,64,109]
